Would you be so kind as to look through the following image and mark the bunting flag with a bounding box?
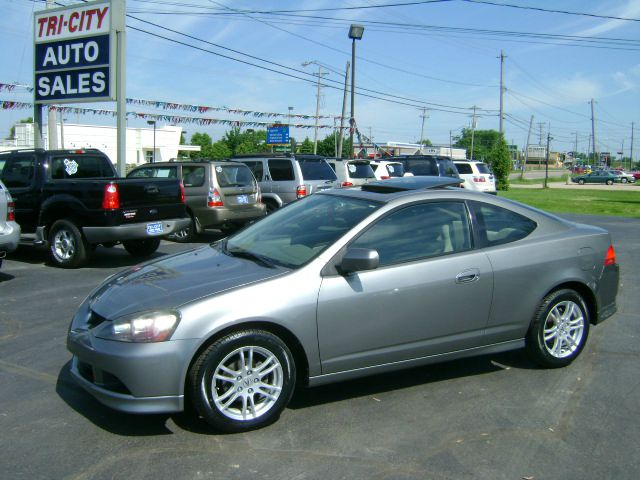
[1,100,347,130]
[0,82,342,121]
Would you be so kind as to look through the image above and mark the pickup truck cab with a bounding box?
[0,149,189,267]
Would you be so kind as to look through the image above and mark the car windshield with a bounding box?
[224,194,381,268]
[298,159,338,181]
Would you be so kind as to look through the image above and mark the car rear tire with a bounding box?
[188,329,296,433]
[525,289,590,368]
[578,179,585,185]
[606,179,613,185]
[264,200,278,214]
[621,178,628,183]
[122,238,161,258]
[48,219,90,268]
[172,215,197,243]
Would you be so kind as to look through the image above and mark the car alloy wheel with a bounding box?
[525,289,589,368]
[48,219,90,268]
[189,329,295,432]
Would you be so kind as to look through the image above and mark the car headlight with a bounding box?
[95,310,181,343]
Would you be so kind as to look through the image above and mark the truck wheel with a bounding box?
[48,219,90,268]
[123,238,161,258]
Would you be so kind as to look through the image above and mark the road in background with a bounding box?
[1,216,638,480]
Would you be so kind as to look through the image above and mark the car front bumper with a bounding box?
[0,220,21,254]
[67,322,198,414]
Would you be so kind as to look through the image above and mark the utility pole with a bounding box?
[590,98,598,165]
[470,106,478,161]
[544,128,552,189]
[419,107,429,148]
[631,122,635,171]
[537,122,545,145]
[337,62,350,159]
[312,65,327,155]
[573,132,579,158]
[521,115,534,179]
[498,50,506,135]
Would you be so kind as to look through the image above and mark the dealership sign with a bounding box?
[267,125,290,145]
[34,1,117,104]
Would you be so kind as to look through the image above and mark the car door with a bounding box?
[0,153,40,232]
[316,200,493,374]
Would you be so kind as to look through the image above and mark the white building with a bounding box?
[0,122,199,166]
[354,141,467,159]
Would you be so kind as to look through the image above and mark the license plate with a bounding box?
[237,195,249,204]
[146,222,164,235]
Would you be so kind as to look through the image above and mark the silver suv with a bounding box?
[326,159,376,187]
[0,179,21,268]
[234,154,339,212]
[128,160,265,241]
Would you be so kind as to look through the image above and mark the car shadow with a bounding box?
[57,351,537,436]
[0,270,15,282]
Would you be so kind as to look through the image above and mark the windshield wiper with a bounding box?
[225,247,277,269]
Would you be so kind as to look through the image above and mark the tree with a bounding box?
[455,128,511,190]
[298,138,314,154]
[190,132,212,159]
[418,139,433,146]
[209,140,232,159]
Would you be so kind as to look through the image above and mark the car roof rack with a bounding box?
[361,176,463,193]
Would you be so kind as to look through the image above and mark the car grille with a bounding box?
[76,360,131,395]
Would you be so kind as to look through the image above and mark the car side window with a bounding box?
[182,166,205,187]
[455,163,473,174]
[128,166,177,179]
[1,156,36,188]
[470,201,536,247]
[350,201,471,267]
[243,161,264,181]
[267,159,295,181]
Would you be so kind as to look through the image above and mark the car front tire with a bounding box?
[122,238,161,257]
[525,289,590,368]
[606,179,613,185]
[578,179,585,185]
[189,329,296,433]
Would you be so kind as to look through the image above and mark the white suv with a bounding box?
[370,160,405,180]
[0,179,21,269]
[453,160,496,194]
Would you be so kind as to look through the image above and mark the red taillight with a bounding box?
[604,245,616,266]
[296,185,307,198]
[207,188,223,207]
[473,176,486,183]
[7,201,15,221]
[341,181,353,187]
[179,181,185,204]
[380,176,391,180]
[102,183,120,209]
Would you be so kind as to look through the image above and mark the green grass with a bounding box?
[510,174,569,185]
[499,189,640,218]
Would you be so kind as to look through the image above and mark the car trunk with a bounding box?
[215,164,260,209]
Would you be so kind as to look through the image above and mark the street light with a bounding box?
[348,24,364,158]
[147,120,156,163]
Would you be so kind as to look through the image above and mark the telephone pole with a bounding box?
[590,98,598,164]
[544,128,552,189]
[498,50,506,135]
[470,106,478,161]
[419,107,429,147]
[521,115,534,179]
[537,122,545,145]
[631,122,635,171]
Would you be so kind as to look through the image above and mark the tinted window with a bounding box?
[476,163,491,174]
[470,201,537,247]
[50,155,115,179]
[403,158,438,176]
[437,159,459,177]
[182,166,205,187]
[454,163,473,174]
[385,163,404,177]
[347,162,376,179]
[128,166,177,179]
[1,155,36,188]
[217,165,255,187]
[243,161,264,181]
[268,159,295,181]
[298,159,337,181]
[351,202,471,267]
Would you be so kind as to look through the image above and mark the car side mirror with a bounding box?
[339,248,379,274]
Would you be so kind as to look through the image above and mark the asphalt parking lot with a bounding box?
[1,214,639,480]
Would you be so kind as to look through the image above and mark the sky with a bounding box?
[1,0,639,158]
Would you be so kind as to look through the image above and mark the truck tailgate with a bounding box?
[117,178,185,223]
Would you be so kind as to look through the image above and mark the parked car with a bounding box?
[233,154,338,213]
[0,179,20,269]
[571,170,621,185]
[389,155,461,180]
[608,170,636,183]
[128,160,265,241]
[67,176,619,433]
[369,160,405,180]
[0,148,189,267]
[453,160,497,194]
[326,158,376,187]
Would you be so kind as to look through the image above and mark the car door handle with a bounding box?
[456,268,480,284]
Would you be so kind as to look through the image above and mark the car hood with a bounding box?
[89,245,288,319]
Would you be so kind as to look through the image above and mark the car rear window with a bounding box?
[476,163,491,174]
[454,163,473,174]
[437,159,460,178]
[50,155,116,179]
[403,158,439,176]
[298,159,337,181]
[216,164,256,187]
[347,162,376,179]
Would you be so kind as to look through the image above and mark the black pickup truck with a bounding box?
[0,148,189,267]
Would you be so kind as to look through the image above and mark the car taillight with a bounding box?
[179,181,185,203]
[473,176,486,183]
[102,183,120,209]
[604,245,616,266]
[296,185,307,198]
[380,176,390,180]
[7,201,15,221]
[207,188,223,207]
[341,181,353,187]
